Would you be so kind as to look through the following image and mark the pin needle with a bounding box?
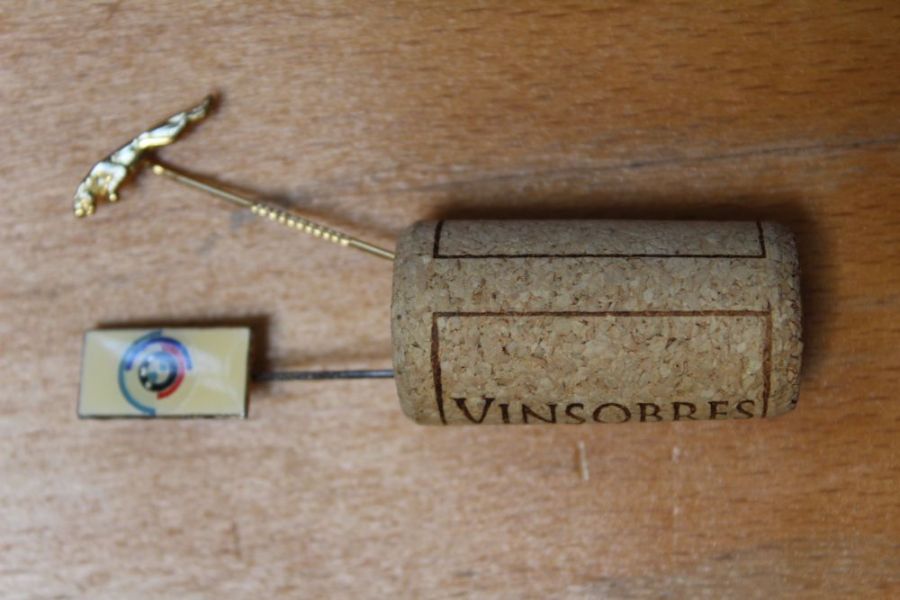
[148,160,395,261]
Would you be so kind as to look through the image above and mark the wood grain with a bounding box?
[1,1,898,598]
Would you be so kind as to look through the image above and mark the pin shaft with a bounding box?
[253,369,394,382]
[148,160,395,261]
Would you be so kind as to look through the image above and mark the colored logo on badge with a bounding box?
[118,330,193,415]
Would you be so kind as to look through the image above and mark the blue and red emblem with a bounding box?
[118,330,193,415]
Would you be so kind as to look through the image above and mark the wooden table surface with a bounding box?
[2,2,898,598]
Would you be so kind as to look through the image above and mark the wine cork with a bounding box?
[391,220,801,425]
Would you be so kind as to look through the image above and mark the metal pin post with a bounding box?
[148,161,395,260]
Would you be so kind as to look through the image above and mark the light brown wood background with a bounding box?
[1,2,898,598]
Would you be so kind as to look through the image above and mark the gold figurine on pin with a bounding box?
[73,97,801,425]
[73,96,394,260]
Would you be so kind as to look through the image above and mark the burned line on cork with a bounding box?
[432,219,768,259]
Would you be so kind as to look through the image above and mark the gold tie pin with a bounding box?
[72,95,394,261]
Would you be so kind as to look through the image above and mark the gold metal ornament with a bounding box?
[72,96,394,261]
[73,96,213,218]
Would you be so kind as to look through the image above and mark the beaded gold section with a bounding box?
[250,203,351,247]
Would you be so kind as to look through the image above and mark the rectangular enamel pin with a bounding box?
[78,328,250,418]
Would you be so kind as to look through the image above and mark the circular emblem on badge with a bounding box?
[118,331,193,415]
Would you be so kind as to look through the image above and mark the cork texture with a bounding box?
[391,220,802,425]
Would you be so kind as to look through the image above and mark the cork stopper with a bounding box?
[391,220,801,425]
